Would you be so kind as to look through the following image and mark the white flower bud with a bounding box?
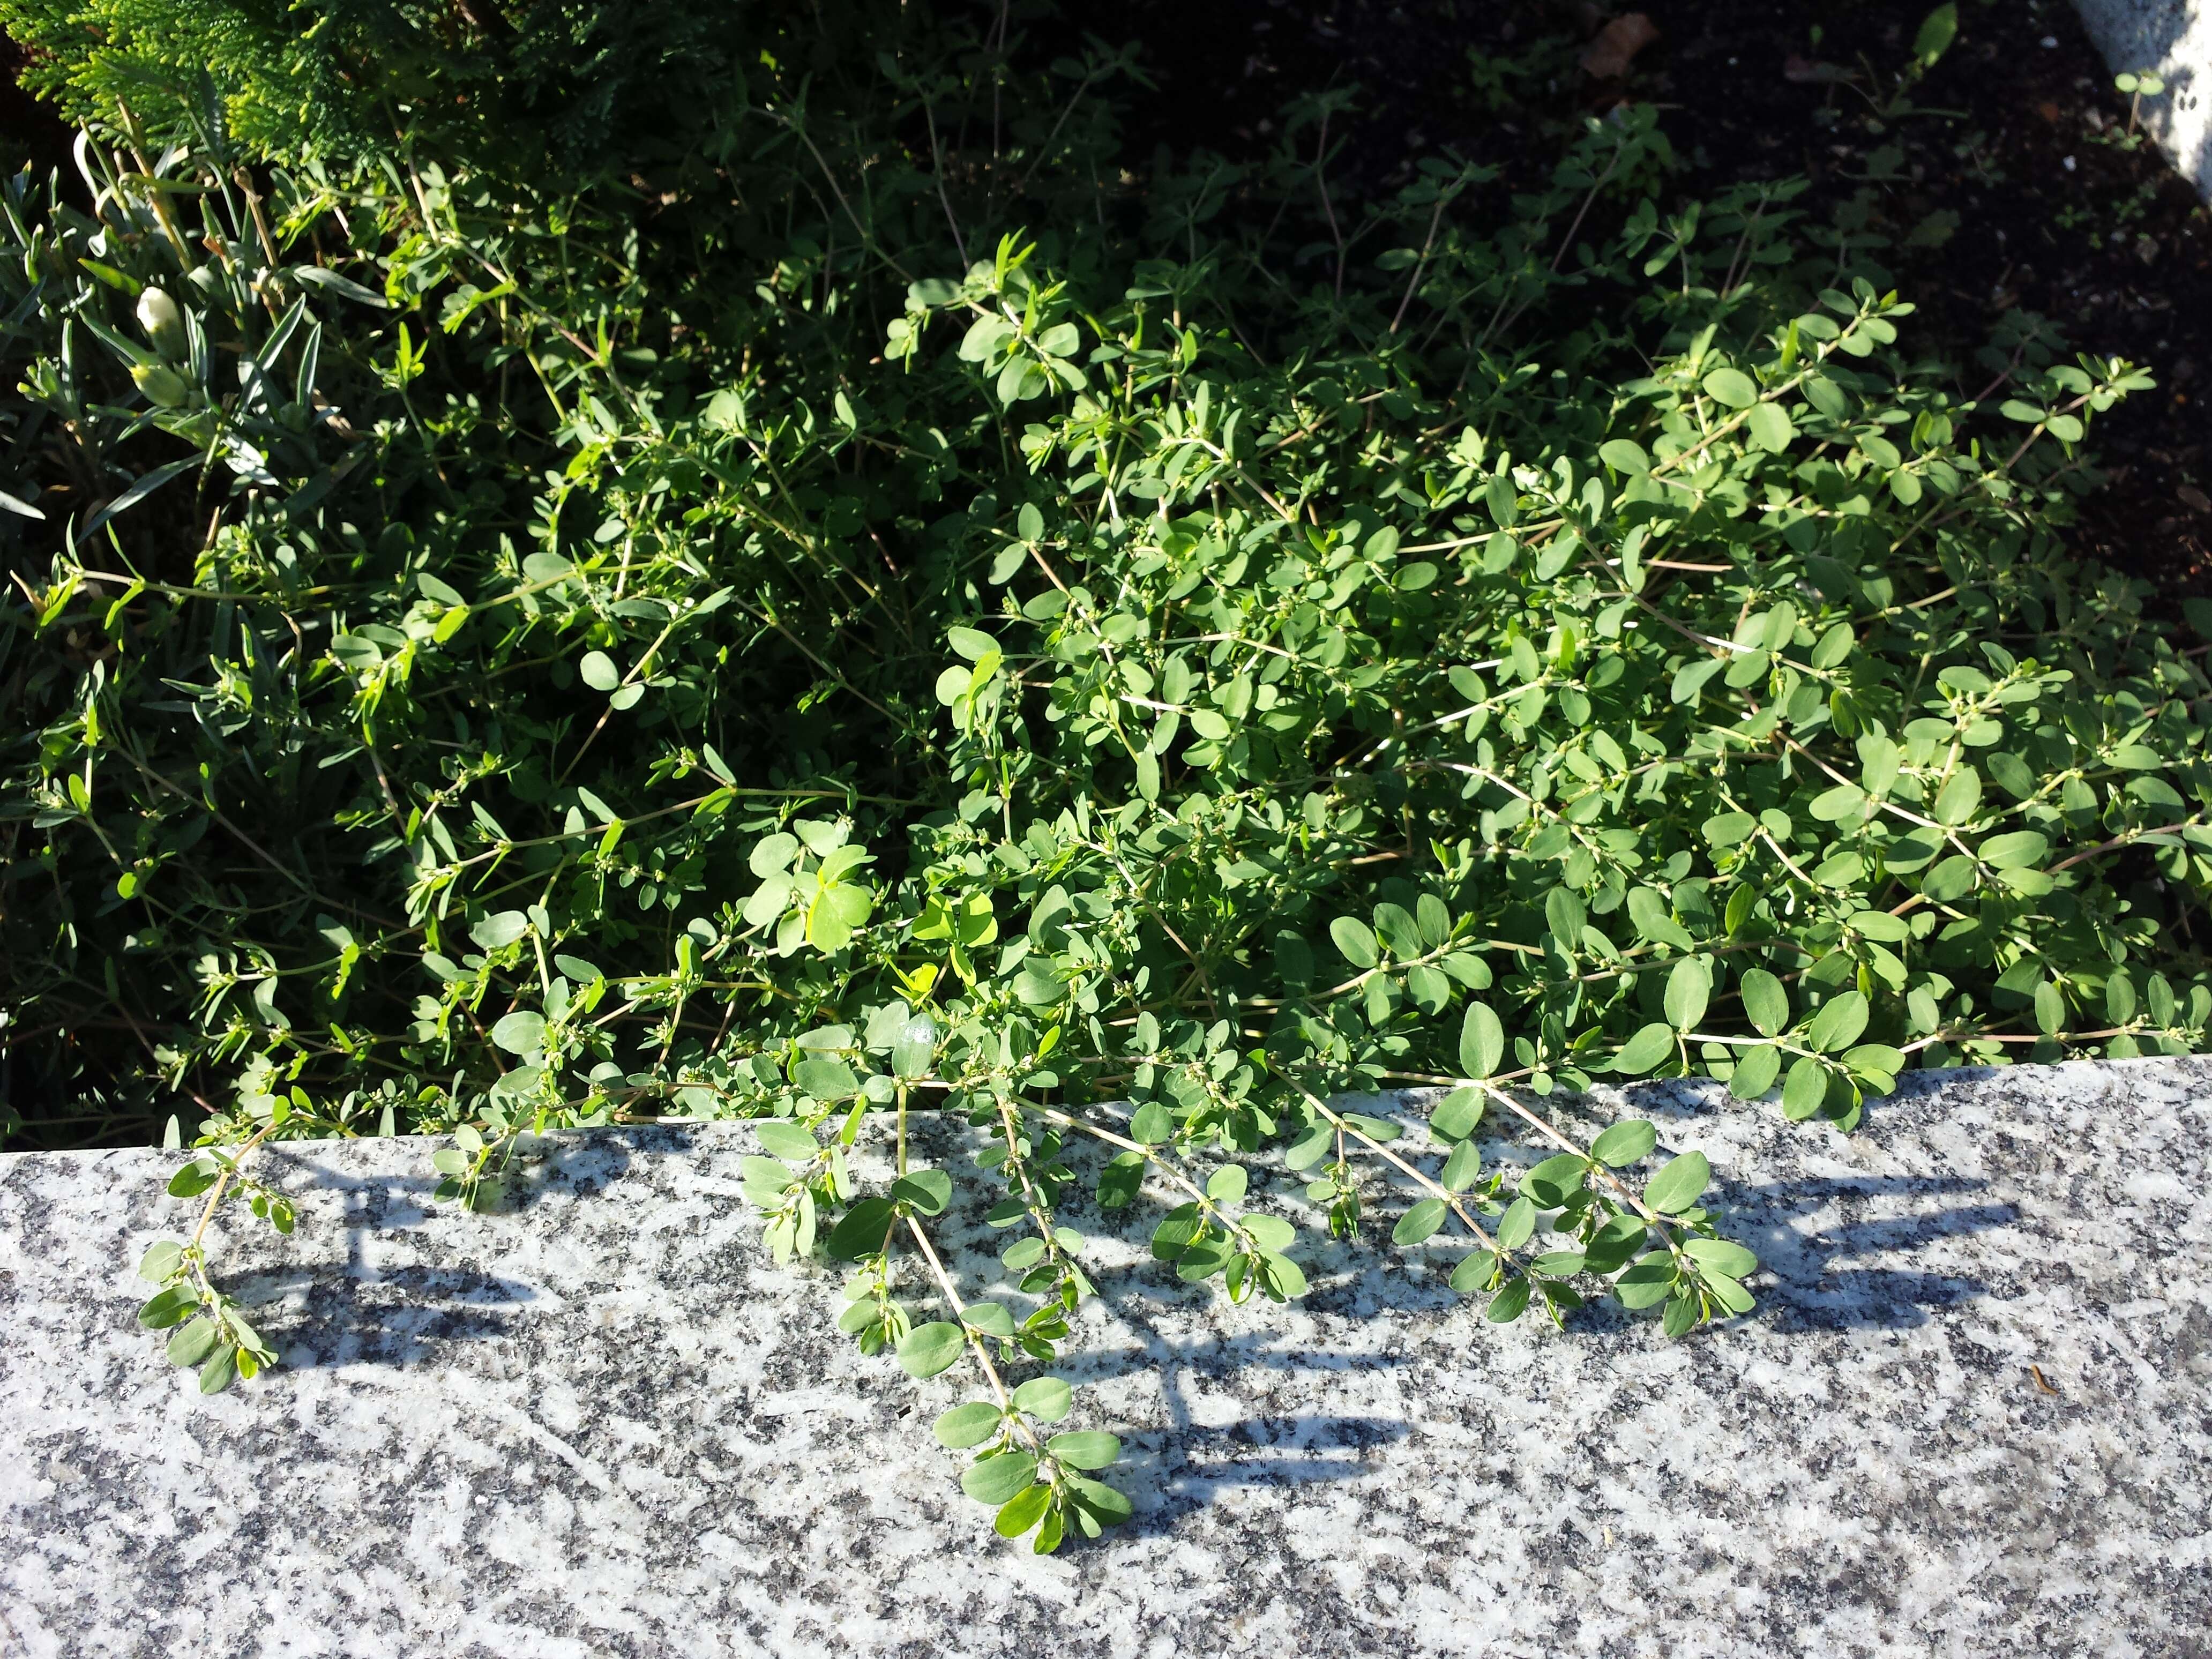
[136,286,186,360]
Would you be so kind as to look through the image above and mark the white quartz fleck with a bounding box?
[2,1059,2208,1654]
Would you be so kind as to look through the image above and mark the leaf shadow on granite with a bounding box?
[220,1129,650,1370]
[1717,1174,2014,1331]
[5,1059,2210,1655]
[228,1159,544,1370]
[261,1262,541,1370]
[1075,1288,1421,1535]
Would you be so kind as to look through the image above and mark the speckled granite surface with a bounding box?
[2074,0,2211,201]
[2,1060,2208,1658]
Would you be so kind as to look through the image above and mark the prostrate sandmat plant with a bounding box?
[2,0,2206,1551]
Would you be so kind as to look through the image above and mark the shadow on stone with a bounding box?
[499,1126,651,1210]
[243,1150,563,1368]
[269,1262,540,1370]
[1724,1173,2016,1331]
[1118,1414,1415,1537]
[1077,1296,1418,1537]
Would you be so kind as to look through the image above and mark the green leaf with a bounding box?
[1011,1376,1073,1422]
[1745,400,1795,453]
[1598,438,1650,473]
[137,1286,198,1329]
[1440,1140,1484,1192]
[1663,956,1711,1033]
[1739,969,1789,1037]
[470,910,531,950]
[1627,887,1696,949]
[740,1154,796,1201]
[961,1452,1040,1505]
[1259,1252,1308,1299]
[1807,990,1869,1053]
[1921,854,1979,903]
[1486,1278,1533,1323]
[993,1481,1053,1538]
[892,1169,953,1216]
[1934,769,1982,826]
[2034,980,2065,1037]
[1130,1100,1173,1144]
[137,1240,184,1282]
[1243,1215,1296,1252]
[1329,916,1379,968]
[1978,831,2049,870]
[754,1120,818,1160]
[1644,1150,1711,1214]
[197,1345,239,1394]
[1372,901,1423,959]
[933,1407,1004,1451]
[1685,1237,1759,1278]
[1458,1002,1504,1079]
[1091,1149,1145,1210]
[1283,1126,1332,1171]
[1521,1152,1586,1208]
[1782,1055,1828,1119]
[2108,972,2138,1026]
[166,1316,223,1367]
[1429,1085,1484,1141]
[828,1197,899,1259]
[1495,1195,1536,1250]
[1046,1430,1121,1470]
[294,265,388,308]
[1702,367,1760,408]
[1449,1252,1497,1294]
[1589,1118,1657,1167]
[1611,1021,1676,1075]
[1729,1042,1782,1100]
[1392,1197,1448,1246]
[794,1056,860,1101]
[1067,1475,1133,1525]
[896,1320,966,1379]
[1914,2,1958,64]
[1013,962,1066,1007]
[749,833,799,877]
[167,1162,218,1199]
[1614,1258,1675,1309]
[1703,1272,1755,1317]
[891,1014,939,1079]
[1702,811,1757,847]
[1583,1215,1646,1274]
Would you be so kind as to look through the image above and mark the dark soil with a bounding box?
[1115,0,2212,595]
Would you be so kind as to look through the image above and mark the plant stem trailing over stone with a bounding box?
[0,0,2204,1550]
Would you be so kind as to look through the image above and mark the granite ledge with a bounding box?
[2,1058,2209,1657]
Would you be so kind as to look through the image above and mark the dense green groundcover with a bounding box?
[4,0,2209,1548]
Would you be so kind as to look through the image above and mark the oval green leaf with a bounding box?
[896,1320,966,1379]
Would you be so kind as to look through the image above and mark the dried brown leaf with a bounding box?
[1580,13,1658,79]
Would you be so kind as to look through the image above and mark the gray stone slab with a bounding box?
[2,1059,2209,1657]
[2074,0,2212,199]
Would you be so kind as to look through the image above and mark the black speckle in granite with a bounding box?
[1,1060,2208,1656]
